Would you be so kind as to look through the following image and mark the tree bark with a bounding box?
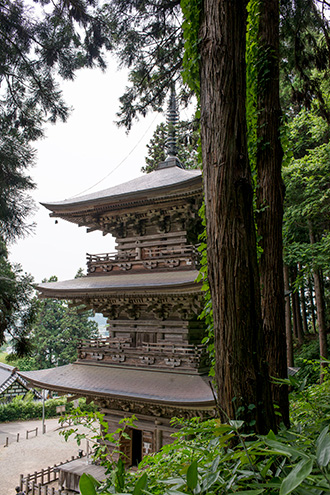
[200,0,276,434]
[292,264,304,346]
[308,220,328,379]
[298,263,309,335]
[284,264,294,367]
[308,223,327,348]
[255,0,289,427]
[308,276,317,334]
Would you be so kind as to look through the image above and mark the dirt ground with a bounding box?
[0,418,90,495]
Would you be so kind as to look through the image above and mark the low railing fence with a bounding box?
[4,425,47,448]
[19,454,85,494]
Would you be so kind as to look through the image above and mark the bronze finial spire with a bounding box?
[157,85,184,169]
[165,85,179,158]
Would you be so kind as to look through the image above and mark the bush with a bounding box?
[294,336,330,384]
[0,394,96,422]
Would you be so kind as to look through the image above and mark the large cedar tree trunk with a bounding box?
[200,0,276,434]
[256,0,289,427]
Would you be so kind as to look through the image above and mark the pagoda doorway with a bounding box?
[120,427,142,467]
[132,429,142,466]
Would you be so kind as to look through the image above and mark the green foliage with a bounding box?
[70,402,330,495]
[0,0,114,241]
[290,375,330,436]
[0,395,96,422]
[142,120,199,173]
[294,339,330,384]
[108,0,185,129]
[13,275,99,370]
[181,0,201,96]
[246,0,260,178]
[0,238,38,353]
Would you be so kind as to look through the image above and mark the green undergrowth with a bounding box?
[0,394,96,422]
[74,376,330,495]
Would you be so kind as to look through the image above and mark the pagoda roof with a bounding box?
[42,165,202,217]
[36,270,200,298]
[19,363,215,407]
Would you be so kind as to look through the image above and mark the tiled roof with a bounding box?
[0,363,30,394]
[20,363,214,406]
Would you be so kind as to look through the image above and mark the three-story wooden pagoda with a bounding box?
[21,93,215,466]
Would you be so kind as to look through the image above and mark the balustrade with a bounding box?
[86,245,200,274]
[77,338,207,371]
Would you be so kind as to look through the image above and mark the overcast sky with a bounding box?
[8,58,165,283]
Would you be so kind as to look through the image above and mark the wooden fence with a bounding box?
[19,453,85,494]
[4,425,46,447]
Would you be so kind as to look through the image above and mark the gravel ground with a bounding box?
[0,418,89,495]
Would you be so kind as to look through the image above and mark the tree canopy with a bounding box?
[13,275,99,370]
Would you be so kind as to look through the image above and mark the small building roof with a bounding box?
[42,165,202,217]
[20,363,215,407]
[36,270,200,298]
[0,363,30,395]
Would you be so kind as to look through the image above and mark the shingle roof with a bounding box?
[36,270,200,297]
[20,363,214,406]
[42,166,202,212]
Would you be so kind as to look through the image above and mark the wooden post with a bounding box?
[25,474,30,494]
[19,474,24,490]
[17,433,19,442]
[41,468,44,485]
[38,482,42,495]
[36,427,38,437]
[47,466,51,483]
[4,436,8,447]
[31,480,35,495]
[26,430,28,439]
[51,487,55,495]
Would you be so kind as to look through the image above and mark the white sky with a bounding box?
[8,58,165,283]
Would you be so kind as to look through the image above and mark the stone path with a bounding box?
[0,418,90,495]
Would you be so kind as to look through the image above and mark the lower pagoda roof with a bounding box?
[36,270,200,298]
[19,363,215,407]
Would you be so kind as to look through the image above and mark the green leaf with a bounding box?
[201,471,220,491]
[133,472,148,495]
[265,439,309,459]
[280,458,313,495]
[187,460,198,491]
[233,490,264,495]
[229,420,245,430]
[79,473,99,495]
[316,427,330,467]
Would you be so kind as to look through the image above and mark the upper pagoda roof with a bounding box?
[42,163,202,217]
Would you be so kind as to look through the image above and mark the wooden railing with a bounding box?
[86,245,200,274]
[77,338,207,371]
[19,454,85,494]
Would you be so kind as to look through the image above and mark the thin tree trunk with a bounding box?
[308,220,328,380]
[256,0,289,427]
[284,264,294,367]
[200,0,276,433]
[298,268,309,336]
[292,264,304,346]
[308,276,317,334]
